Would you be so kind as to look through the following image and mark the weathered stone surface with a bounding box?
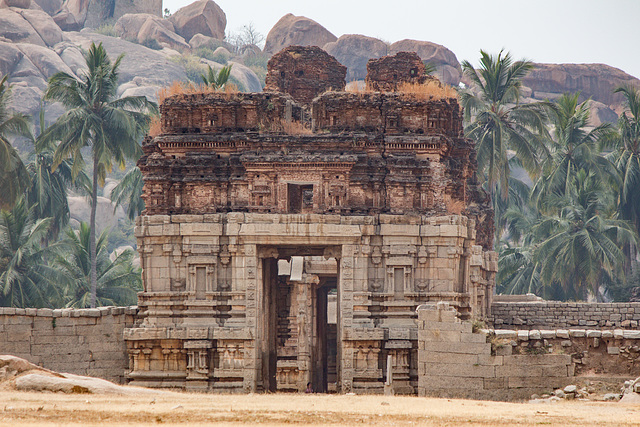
[390,39,462,86]
[65,31,187,85]
[0,8,46,46]
[324,34,389,81]
[60,0,161,29]
[5,0,31,8]
[0,41,24,76]
[32,0,63,15]
[264,45,346,105]
[264,13,337,55]
[138,16,189,51]
[114,13,170,40]
[522,63,640,107]
[169,0,226,42]
[17,8,63,47]
[586,99,618,126]
[0,354,46,379]
[13,42,73,81]
[68,195,125,234]
[15,373,161,394]
[366,51,434,92]
[215,59,262,93]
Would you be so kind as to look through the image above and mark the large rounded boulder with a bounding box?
[323,34,389,81]
[264,13,337,55]
[115,13,188,51]
[389,39,462,86]
[169,0,226,42]
[522,63,640,107]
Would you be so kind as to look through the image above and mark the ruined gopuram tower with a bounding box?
[125,47,497,394]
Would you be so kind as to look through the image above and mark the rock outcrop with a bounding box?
[17,8,64,47]
[33,0,63,15]
[169,0,226,42]
[522,63,640,107]
[0,8,47,46]
[0,354,161,395]
[51,0,161,30]
[264,13,337,55]
[323,34,389,81]
[390,39,462,86]
[115,13,189,51]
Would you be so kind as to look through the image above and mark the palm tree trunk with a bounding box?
[89,156,98,308]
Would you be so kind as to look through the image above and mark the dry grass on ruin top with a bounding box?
[156,81,240,105]
[347,80,458,100]
[149,81,242,136]
[0,390,638,426]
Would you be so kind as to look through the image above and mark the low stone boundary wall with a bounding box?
[0,306,138,383]
[492,302,640,329]
[490,328,640,378]
[417,303,573,400]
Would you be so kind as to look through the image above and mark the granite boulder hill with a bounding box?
[264,13,337,55]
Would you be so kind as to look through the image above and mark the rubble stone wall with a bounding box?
[489,328,640,378]
[417,304,574,401]
[0,306,138,383]
[492,302,640,330]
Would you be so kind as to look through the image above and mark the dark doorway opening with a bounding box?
[288,184,314,213]
[261,248,338,393]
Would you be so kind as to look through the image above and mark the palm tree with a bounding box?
[608,85,640,274]
[0,74,32,209]
[26,105,90,243]
[41,42,157,308]
[460,50,552,200]
[200,64,233,90]
[532,92,615,207]
[55,222,141,308]
[110,166,144,221]
[0,198,64,307]
[534,169,636,300]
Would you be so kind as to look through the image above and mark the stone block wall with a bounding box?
[0,306,138,383]
[490,328,640,378]
[492,302,640,329]
[417,304,573,400]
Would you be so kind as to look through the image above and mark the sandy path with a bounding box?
[0,390,638,426]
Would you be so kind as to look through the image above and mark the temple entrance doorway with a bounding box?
[260,246,339,393]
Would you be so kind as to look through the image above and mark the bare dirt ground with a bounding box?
[0,390,638,426]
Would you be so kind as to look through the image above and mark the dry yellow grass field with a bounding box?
[0,390,638,426]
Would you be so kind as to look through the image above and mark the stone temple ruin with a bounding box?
[125,46,498,394]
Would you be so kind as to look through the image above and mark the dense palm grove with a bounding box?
[1,45,639,308]
[461,51,640,302]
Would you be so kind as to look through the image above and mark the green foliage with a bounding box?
[532,92,616,206]
[26,104,89,244]
[42,42,156,308]
[200,64,233,90]
[94,24,118,38]
[193,46,230,64]
[106,218,136,254]
[141,38,162,51]
[110,166,144,221]
[0,198,64,307]
[54,222,140,308]
[0,74,32,210]
[460,50,552,203]
[170,54,207,83]
[422,61,437,76]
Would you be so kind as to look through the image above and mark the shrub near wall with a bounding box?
[0,307,138,383]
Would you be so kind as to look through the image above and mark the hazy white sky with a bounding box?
[164,0,640,78]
